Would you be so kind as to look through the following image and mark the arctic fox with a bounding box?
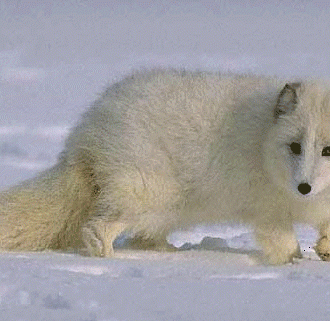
[1,68,330,264]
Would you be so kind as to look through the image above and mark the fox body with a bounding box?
[1,69,330,264]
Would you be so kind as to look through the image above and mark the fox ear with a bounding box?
[274,82,301,121]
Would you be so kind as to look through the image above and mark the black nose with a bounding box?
[298,183,312,195]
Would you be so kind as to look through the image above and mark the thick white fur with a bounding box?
[2,69,330,264]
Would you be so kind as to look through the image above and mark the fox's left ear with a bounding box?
[274,82,301,121]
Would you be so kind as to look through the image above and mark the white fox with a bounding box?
[1,69,330,264]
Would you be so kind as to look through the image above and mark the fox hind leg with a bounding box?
[82,219,127,257]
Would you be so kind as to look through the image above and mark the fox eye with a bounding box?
[289,142,301,155]
[322,146,330,156]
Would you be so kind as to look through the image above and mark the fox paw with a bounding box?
[124,235,175,251]
[314,237,330,261]
[264,245,302,265]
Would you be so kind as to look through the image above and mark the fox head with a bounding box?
[263,81,330,199]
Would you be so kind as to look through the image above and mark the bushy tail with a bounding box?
[0,158,99,252]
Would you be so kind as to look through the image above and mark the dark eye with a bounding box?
[322,146,330,156]
[289,142,301,155]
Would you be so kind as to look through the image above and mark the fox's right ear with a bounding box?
[274,82,301,121]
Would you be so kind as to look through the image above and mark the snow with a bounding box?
[1,1,330,320]
[0,225,324,320]
[0,226,325,321]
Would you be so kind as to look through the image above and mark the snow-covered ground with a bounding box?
[1,1,330,320]
[0,225,326,321]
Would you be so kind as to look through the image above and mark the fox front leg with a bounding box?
[255,226,302,265]
[314,236,330,261]
[314,223,330,261]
